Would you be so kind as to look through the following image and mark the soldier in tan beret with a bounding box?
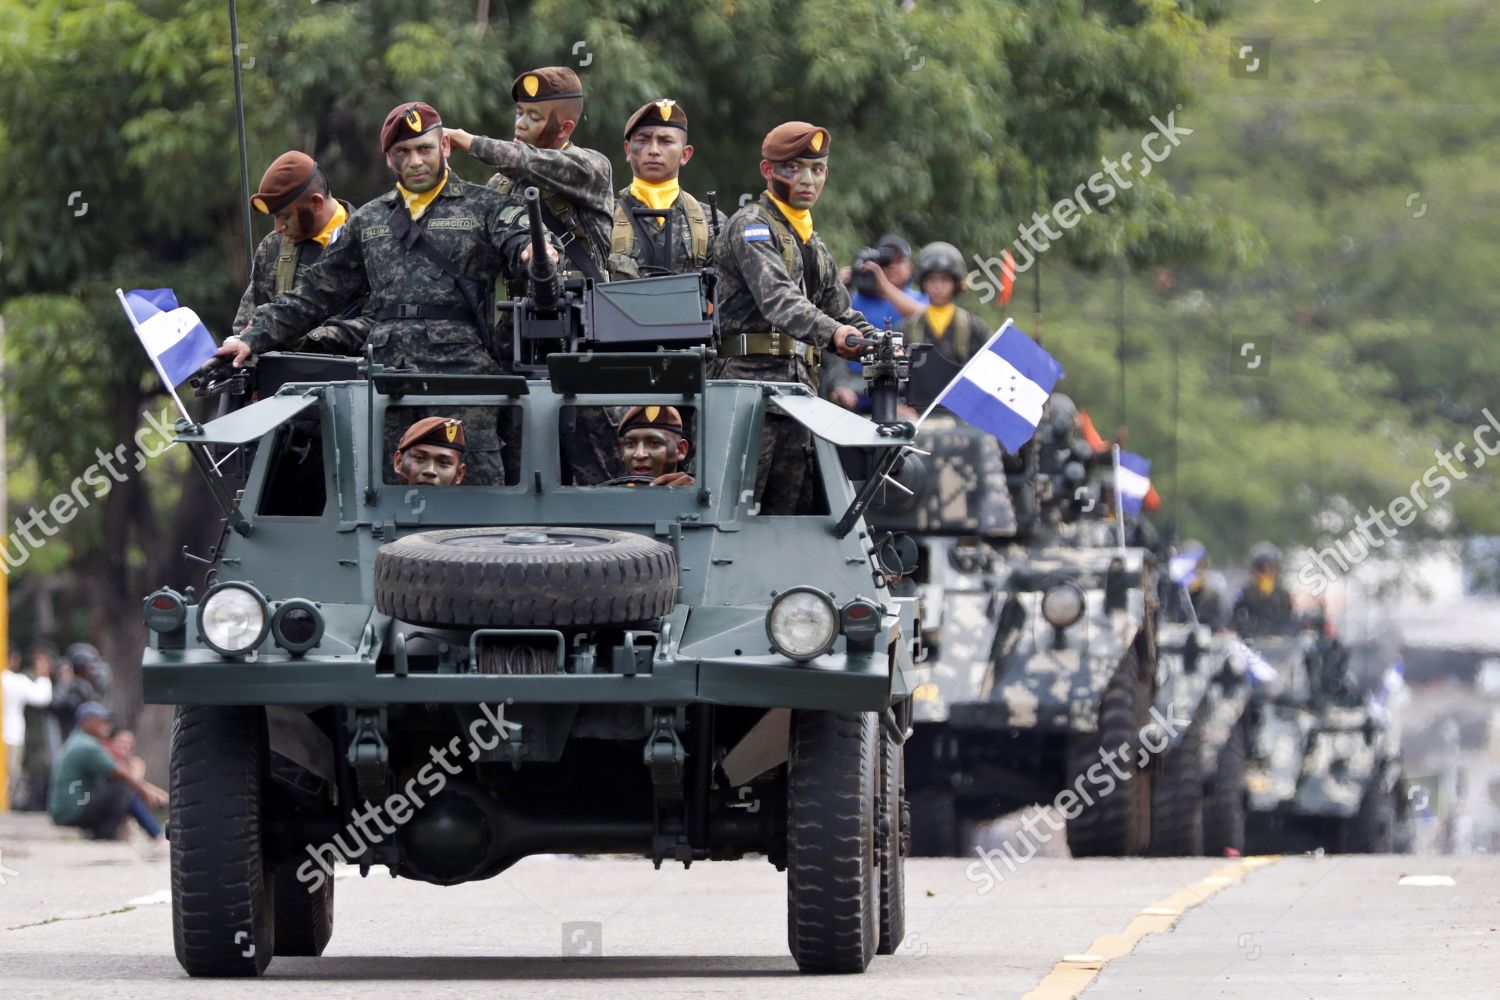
[230,151,369,351]
[614,405,694,487]
[393,416,467,486]
[446,67,613,282]
[711,121,871,514]
[607,99,728,279]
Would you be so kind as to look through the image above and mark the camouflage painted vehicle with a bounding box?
[143,240,920,977]
[885,397,1165,858]
[1243,633,1409,853]
[1149,624,1255,855]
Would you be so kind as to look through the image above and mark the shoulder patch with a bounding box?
[743,224,772,243]
[499,205,525,225]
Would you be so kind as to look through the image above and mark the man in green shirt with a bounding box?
[49,703,166,840]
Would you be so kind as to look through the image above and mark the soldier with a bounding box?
[446,67,612,282]
[1232,542,1295,635]
[230,151,368,352]
[606,99,727,278]
[614,405,695,487]
[393,416,467,486]
[214,101,558,485]
[713,121,868,514]
[899,241,988,366]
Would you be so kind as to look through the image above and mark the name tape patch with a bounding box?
[743,224,772,243]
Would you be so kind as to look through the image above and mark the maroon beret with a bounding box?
[761,121,830,161]
[618,405,685,437]
[381,101,442,153]
[623,99,688,139]
[397,416,466,454]
[251,151,320,215]
[512,67,584,103]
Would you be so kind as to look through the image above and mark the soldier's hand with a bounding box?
[216,336,253,368]
[652,472,695,487]
[520,244,561,265]
[830,387,859,411]
[833,325,864,360]
[445,128,475,151]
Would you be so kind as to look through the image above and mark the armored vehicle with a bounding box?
[143,210,919,977]
[1243,632,1409,853]
[886,394,1166,858]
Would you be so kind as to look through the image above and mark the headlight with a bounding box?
[198,584,269,656]
[1041,582,1086,628]
[271,599,324,655]
[766,587,838,660]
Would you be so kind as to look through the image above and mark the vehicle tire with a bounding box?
[908,787,960,857]
[787,711,879,974]
[374,526,677,629]
[1149,720,1205,856]
[1202,719,1249,856]
[1066,652,1153,858]
[272,863,334,957]
[170,705,274,977]
[1344,776,1395,853]
[877,723,906,955]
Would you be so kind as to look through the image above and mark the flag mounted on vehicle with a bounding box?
[919,318,1064,452]
[1116,450,1152,515]
[117,287,218,388]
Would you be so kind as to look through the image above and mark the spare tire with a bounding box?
[374,526,677,629]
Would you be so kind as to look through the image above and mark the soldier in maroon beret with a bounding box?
[614,405,694,487]
[393,416,467,486]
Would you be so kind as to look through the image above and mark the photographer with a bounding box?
[836,234,926,411]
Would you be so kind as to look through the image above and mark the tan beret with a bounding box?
[761,121,830,161]
[397,416,466,454]
[381,101,442,153]
[512,66,585,103]
[251,151,320,215]
[623,99,688,138]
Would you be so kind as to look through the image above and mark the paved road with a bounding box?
[2,814,1496,998]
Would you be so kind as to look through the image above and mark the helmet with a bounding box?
[914,241,966,286]
[65,642,101,669]
[1248,541,1282,572]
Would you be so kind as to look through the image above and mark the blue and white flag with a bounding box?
[1116,450,1152,516]
[929,319,1064,452]
[119,287,218,388]
[1169,544,1206,587]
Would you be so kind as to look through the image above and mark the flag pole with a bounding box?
[1110,443,1126,551]
[116,288,195,427]
[913,316,1016,428]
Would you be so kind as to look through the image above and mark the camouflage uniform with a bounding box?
[469,137,613,281]
[239,175,536,485]
[607,187,727,278]
[898,306,987,367]
[713,193,873,514]
[230,199,370,354]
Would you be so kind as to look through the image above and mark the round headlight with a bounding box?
[271,599,324,655]
[767,588,838,660]
[1041,582,1086,629]
[198,584,268,656]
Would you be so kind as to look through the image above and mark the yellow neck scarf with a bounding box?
[397,169,449,221]
[768,194,813,242]
[926,303,957,336]
[630,176,680,213]
[311,201,349,248]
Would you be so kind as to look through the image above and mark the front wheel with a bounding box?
[170,705,274,977]
[786,711,879,974]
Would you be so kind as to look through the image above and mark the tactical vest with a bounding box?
[910,307,982,363]
[756,203,826,297]
[490,175,601,271]
[610,190,711,269]
[273,236,301,293]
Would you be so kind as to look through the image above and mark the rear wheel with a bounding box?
[170,705,274,977]
[786,711,879,974]
[272,864,334,957]
[1066,652,1154,857]
[876,723,906,955]
[1203,720,1249,856]
[1149,721,1205,856]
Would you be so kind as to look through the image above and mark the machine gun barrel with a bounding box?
[524,186,560,313]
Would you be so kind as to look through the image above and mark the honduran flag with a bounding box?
[1116,450,1152,516]
[118,288,219,388]
[928,319,1064,452]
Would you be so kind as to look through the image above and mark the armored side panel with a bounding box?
[866,415,1016,538]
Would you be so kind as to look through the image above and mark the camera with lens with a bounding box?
[851,245,895,297]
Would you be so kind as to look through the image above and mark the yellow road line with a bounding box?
[1020,855,1280,1000]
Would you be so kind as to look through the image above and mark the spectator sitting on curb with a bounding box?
[48,703,167,841]
[106,727,168,844]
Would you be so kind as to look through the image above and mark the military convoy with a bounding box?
[145,208,928,977]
